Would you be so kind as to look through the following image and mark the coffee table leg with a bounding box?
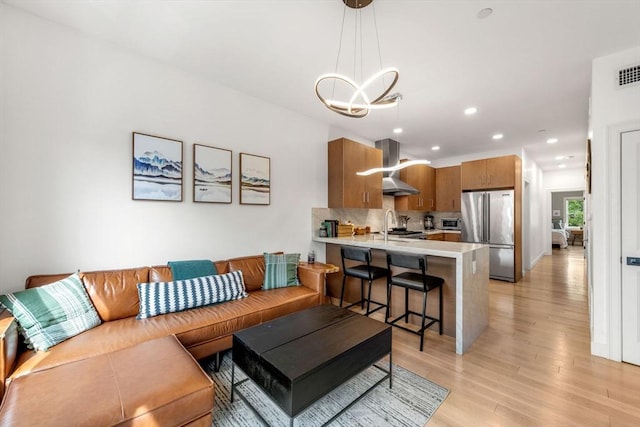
[389,352,393,389]
[230,362,235,402]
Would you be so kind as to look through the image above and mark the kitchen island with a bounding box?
[313,235,489,355]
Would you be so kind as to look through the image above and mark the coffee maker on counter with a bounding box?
[424,215,435,230]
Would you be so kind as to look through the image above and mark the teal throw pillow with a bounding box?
[263,253,300,290]
[0,273,101,351]
[168,259,217,281]
[137,271,248,319]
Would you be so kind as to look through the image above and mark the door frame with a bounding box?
[606,121,640,361]
[523,180,530,271]
[545,187,584,256]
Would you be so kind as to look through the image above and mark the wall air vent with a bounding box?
[617,64,640,87]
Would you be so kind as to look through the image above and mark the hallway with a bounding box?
[389,245,640,426]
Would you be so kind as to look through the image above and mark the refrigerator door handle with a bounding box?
[486,193,491,243]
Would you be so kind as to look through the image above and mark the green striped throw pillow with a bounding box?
[136,271,248,319]
[0,273,101,351]
[263,253,300,290]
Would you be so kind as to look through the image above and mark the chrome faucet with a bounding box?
[383,209,396,244]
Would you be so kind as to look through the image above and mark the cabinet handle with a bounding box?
[362,192,366,204]
[431,199,434,208]
[366,192,370,203]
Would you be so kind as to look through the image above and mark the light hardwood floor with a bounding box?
[351,246,640,426]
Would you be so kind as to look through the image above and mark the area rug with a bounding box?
[204,353,448,427]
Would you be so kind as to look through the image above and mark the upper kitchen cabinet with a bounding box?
[435,165,461,211]
[395,163,436,211]
[328,138,383,209]
[461,155,519,190]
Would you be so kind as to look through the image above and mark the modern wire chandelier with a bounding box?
[314,0,402,118]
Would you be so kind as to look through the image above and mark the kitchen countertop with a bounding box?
[313,234,481,259]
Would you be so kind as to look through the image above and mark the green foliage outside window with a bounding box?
[566,199,584,227]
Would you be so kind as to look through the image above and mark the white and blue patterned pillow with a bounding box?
[136,271,248,319]
[0,273,101,351]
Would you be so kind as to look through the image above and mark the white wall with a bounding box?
[0,5,330,292]
[589,46,640,360]
[521,150,545,270]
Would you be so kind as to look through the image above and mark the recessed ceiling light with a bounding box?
[492,133,504,140]
[547,138,558,144]
[477,8,493,19]
[393,127,403,134]
[558,164,566,168]
[555,155,565,160]
[464,107,478,115]
[432,146,440,151]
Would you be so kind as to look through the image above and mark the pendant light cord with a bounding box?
[331,4,349,99]
[372,4,388,93]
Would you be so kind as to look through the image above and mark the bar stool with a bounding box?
[385,251,444,351]
[339,246,388,316]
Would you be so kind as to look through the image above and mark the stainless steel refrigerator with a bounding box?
[461,190,515,282]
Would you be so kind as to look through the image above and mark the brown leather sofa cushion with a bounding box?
[0,335,213,427]
[82,267,149,321]
[25,273,73,289]
[24,268,150,322]
[226,254,266,291]
[149,265,172,282]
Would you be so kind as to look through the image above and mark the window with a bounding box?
[564,197,584,228]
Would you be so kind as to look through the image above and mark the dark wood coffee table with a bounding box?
[231,304,392,427]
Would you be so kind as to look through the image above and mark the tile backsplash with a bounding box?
[312,197,460,237]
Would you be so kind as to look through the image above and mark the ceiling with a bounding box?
[5,0,640,171]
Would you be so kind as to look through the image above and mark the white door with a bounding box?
[622,129,640,365]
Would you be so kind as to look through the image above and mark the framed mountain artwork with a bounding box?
[193,144,232,203]
[132,132,183,201]
[239,153,270,205]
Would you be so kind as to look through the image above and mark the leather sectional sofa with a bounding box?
[0,253,327,425]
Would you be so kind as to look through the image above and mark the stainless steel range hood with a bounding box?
[375,138,420,196]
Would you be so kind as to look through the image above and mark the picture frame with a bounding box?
[193,144,232,204]
[239,153,270,205]
[132,132,183,201]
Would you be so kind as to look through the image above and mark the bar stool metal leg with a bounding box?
[340,275,347,307]
[439,286,443,335]
[420,290,428,351]
[404,288,409,322]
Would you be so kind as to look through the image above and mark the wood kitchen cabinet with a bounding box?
[328,138,383,209]
[435,165,461,211]
[461,155,518,190]
[426,233,444,241]
[444,233,461,242]
[394,163,436,211]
